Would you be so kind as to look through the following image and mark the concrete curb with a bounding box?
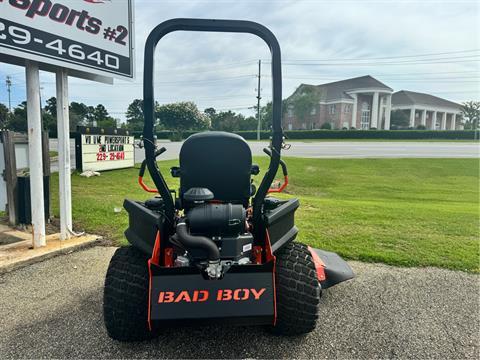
[0,234,102,274]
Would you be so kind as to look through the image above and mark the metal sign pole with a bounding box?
[25,60,46,248]
[56,68,72,240]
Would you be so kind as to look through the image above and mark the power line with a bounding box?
[366,70,479,77]
[153,59,258,76]
[275,58,480,67]
[265,73,479,80]
[21,74,256,87]
[108,104,256,114]
[280,77,479,83]
[272,49,480,62]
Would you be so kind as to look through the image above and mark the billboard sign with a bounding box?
[75,127,135,172]
[0,0,134,80]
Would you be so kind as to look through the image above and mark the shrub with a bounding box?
[104,129,477,141]
[320,122,332,130]
[169,132,183,142]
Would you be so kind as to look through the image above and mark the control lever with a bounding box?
[138,147,166,193]
[263,148,288,193]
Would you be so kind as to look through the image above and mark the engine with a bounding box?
[171,188,254,277]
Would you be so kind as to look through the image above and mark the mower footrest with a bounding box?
[313,249,354,289]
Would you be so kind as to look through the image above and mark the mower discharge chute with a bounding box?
[103,18,354,342]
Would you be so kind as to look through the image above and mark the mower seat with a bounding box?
[179,132,252,206]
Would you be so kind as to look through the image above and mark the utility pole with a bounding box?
[6,76,12,112]
[256,59,261,141]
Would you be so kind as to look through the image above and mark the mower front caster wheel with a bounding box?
[270,242,321,335]
[103,246,158,341]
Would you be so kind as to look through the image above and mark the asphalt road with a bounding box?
[1,246,478,359]
[49,140,479,171]
[146,140,480,161]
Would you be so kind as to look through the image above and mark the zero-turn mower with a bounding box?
[103,18,354,341]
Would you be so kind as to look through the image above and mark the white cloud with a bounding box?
[1,0,479,121]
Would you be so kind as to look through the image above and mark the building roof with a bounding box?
[392,90,461,110]
[289,75,393,102]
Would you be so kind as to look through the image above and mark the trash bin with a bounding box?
[17,175,50,225]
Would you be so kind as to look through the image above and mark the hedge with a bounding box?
[282,130,477,140]
[159,130,477,141]
[51,129,478,141]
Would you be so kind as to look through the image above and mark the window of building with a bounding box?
[310,107,317,115]
[288,123,292,130]
[360,101,370,130]
[344,104,351,113]
[329,104,336,115]
[287,107,294,117]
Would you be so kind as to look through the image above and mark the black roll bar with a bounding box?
[143,18,283,230]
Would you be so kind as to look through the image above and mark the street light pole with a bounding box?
[256,59,261,141]
[6,76,12,112]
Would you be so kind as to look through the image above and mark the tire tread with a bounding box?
[103,246,157,341]
[270,242,321,335]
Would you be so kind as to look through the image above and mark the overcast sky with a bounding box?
[1,0,479,122]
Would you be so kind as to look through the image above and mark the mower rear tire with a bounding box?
[270,242,321,335]
[103,246,157,341]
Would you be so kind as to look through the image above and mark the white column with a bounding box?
[371,92,379,128]
[25,61,46,248]
[384,94,392,130]
[56,68,72,240]
[450,114,456,130]
[351,94,358,129]
[431,111,437,130]
[421,109,426,126]
[409,107,415,128]
[441,112,446,130]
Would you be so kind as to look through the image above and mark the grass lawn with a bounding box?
[50,158,479,272]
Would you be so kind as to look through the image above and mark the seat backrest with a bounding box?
[179,132,252,205]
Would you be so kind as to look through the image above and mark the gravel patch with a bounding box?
[0,246,478,359]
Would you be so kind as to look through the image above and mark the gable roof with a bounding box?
[392,90,461,110]
[289,75,393,102]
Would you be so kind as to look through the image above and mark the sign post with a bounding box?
[0,0,135,246]
[56,67,72,241]
[25,60,46,247]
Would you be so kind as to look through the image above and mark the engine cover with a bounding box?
[187,203,246,236]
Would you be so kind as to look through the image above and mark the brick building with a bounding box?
[391,90,462,130]
[284,75,393,130]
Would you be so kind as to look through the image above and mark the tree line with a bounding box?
[2,96,477,134]
[0,97,117,133]
[0,97,275,135]
[125,99,273,134]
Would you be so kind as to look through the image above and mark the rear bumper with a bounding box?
[148,261,276,328]
[309,248,354,289]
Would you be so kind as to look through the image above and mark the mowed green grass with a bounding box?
[50,158,479,272]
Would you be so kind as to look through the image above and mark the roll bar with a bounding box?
[143,18,283,229]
